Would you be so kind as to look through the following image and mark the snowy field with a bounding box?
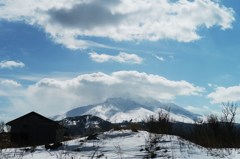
[1,130,240,159]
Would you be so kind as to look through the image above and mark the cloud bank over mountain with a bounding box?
[2,71,204,117]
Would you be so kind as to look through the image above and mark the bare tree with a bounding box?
[221,102,237,130]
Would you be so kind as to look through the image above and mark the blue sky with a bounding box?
[0,0,240,121]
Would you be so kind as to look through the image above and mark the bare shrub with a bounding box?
[145,110,172,135]
[0,122,5,133]
[144,133,161,158]
[178,102,240,148]
[114,144,123,159]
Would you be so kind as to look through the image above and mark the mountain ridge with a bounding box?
[53,97,202,123]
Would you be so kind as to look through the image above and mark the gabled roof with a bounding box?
[6,111,60,127]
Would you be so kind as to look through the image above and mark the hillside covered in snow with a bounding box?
[53,97,201,123]
[1,130,240,159]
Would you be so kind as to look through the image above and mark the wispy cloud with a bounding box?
[0,60,25,69]
[89,52,143,64]
[0,0,235,49]
[185,105,219,116]
[153,54,165,62]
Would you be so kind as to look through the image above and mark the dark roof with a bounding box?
[6,111,61,127]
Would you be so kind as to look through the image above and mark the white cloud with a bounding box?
[208,85,240,104]
[89,52,143,64]
[0,60,25,69]
[153,54,165,62]
[208,83,213,87]
[0,79,21,97]
[3,71,204,117]
[0,0,234,49]
[0,79,21,87]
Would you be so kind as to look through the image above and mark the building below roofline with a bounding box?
[6,111,65,146]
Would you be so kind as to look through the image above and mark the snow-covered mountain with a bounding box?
[54,97,202,123]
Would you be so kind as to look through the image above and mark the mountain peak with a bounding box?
[55,97,202,123]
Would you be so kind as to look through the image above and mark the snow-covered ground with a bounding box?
[1,130,240,159]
